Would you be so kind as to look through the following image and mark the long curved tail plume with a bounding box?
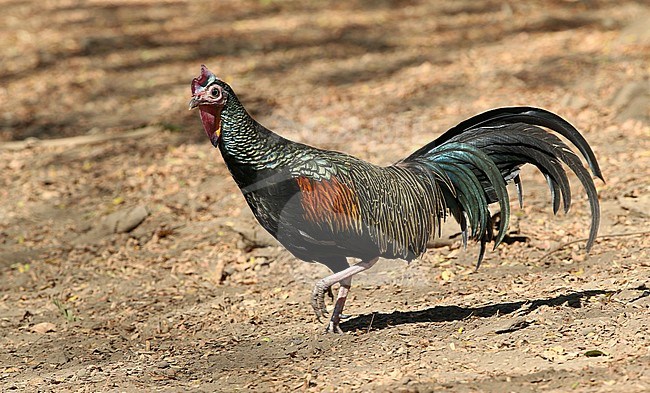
[402,107,602,268]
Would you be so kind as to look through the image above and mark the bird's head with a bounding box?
[189,65,230,147]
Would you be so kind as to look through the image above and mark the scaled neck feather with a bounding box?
[217,93,289,172]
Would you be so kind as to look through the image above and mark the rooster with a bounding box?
[189,65,602,333]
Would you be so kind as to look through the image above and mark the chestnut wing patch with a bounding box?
[296,175,362,233]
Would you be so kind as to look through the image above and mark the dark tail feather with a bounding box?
[449,123,601,252]
[403,107,602,266]
[513,174,524,208]
[414,106,604,183]
[404,142,510,268]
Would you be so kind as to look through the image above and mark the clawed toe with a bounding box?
[310,281,329,321]
[326,286,335,301]
[326,320,344,334]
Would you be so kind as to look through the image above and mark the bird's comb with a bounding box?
[191,65,218,95]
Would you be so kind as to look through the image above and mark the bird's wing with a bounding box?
[287,154,365,238]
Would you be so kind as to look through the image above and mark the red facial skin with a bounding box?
[189,65,225,147]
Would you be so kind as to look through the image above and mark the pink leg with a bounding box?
[327,276,352,333]
[310,257,379,333]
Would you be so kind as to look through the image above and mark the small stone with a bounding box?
[399,376,412,385]
[31,322,56,334]
[156,360,170,369]
[112,205,149,233]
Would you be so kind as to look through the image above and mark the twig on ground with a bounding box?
[367,312,376,334]
[538,230,650,262]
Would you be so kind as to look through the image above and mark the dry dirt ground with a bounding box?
[1,0,649,392]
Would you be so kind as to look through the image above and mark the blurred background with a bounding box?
[2,0,648,145]
[1,0,649,391]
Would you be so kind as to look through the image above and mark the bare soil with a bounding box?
[1,0,649,392]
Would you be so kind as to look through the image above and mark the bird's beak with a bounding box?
[188,95,201,110]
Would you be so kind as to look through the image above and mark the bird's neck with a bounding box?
[216,94,290,187]
[218,96,273,158]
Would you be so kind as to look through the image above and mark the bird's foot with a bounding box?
[324,311,351,334]
[310,280,330,322]
[311,258,378,334]
[323,284,352,334]
[326,320,344,334]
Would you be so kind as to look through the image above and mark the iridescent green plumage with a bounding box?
[203,77,602,270]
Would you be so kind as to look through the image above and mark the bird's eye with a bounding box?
[211,87,221,97]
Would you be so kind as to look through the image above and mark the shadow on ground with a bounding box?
[343,289,613,331]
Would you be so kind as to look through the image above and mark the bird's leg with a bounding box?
[332,277,359,322]
[327,276,352,334]
[310,257,379,332]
